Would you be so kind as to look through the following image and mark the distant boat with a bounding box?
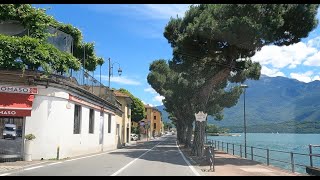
[231,134,241,137]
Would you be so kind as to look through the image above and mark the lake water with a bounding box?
[207,133,320,174]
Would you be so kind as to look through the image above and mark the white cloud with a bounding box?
[100,75,141,85]
[252,42,317,69]
[312,75,320,81]
[290,71,314,83]
[307,36,320,48]
[85,4,191,20]
[304,52,320,66]
[261,66,285,77]
[153,95,165,104]
[144,87,157,94]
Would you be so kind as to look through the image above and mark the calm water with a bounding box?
[208,133,320,174]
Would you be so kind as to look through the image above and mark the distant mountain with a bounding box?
[156,75,320,133]
[156,105,171,123]
[211,75,320,133]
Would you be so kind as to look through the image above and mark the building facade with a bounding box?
[113,90,133,147]
[0,70,123,161]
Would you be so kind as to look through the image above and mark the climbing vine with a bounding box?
[0,4,104,73]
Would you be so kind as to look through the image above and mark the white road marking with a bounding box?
[176,141,201,176]
[47,162,62,166]
[111,139,165,176]
[24,165,44,171]
[0,173,11,176]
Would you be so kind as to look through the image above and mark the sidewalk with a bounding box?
[0,160,48,174]
[180,147,304,176]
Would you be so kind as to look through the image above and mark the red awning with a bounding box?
[0,93,34,117]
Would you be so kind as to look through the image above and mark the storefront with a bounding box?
[0,86,37,161]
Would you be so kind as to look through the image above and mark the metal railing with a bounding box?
[207,140,320,174]
[9,66,122,110]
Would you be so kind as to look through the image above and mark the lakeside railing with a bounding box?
[207,140,320,174]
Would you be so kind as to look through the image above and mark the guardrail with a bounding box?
[207,140,320,174]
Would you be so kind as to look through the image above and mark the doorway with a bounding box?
[126,127,129,143]
[0,117,24,162]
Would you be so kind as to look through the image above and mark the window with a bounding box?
[154,116,156,120]
[145,115,147,119]
[154,123,156,129]
[89,109,94,134]
[74,105,81,134]
[145,108,147,112]
[108,114,112,133]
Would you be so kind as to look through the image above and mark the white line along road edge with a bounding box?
[176,141,201,176]
[111,138,166,176]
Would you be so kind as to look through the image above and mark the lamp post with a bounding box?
[108,58,122,88]
[240,84,248,158]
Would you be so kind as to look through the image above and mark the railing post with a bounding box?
[222,142,224,151]
[251,146,254,160]
[227,143,229,154]
[233,144,235,155]
[267,149,270,166]
[240,144,242,158]
[309,144,313,167]
[290,152,295,173]
[218,141,220,150]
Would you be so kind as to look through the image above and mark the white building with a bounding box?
[0,70,124,160]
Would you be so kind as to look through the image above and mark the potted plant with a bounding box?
[24,134,36,161]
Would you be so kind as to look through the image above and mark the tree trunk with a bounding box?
[185,121,193,148]
[191,121,206,156]
[177,121,186,144]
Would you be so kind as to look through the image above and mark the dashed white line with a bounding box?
[0,173,11,176]
[24,165,44,171]
[176,141,201,176]
[111,139,165,176]
[47,162,62,166]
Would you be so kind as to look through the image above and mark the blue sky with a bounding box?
[34,4,320,106]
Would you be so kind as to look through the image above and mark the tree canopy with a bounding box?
[118,88,146,122]
[148,4,319,156]
[0,4,104,74]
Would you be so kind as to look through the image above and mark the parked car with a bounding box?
[3,124,17,140]
[131,133,138,141]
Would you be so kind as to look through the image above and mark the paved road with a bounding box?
[6,135,199,176]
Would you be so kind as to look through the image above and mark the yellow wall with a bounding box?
[142,106,162,137]
[115,97,131,147]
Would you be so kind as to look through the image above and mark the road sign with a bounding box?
[195,111,207,122]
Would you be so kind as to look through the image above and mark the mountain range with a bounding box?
[156,75,320,133]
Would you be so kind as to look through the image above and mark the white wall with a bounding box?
[25,86,118,160]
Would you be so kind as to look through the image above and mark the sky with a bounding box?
[33,4,320,106]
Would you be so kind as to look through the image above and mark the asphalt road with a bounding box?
[7,135,199,176]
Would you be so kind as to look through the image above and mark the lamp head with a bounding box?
[118,67,122,76]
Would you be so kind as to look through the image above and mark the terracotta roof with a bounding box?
[113,90,130,98]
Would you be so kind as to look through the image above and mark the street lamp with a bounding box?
[240,84,248,158]
[108,58,122,88]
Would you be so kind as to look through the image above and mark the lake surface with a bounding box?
[207,133,320,174]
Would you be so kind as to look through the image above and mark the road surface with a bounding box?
[7,135,199,176]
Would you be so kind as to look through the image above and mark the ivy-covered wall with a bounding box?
[0,4,104,74]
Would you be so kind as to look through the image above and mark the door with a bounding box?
[126,127,129,143]
[0,117,24,162]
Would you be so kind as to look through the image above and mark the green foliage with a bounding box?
[131,126,140,134]
[118,88,146,122]
[0,34,81,73]
[0,4,104,73]
[148,4,319,154]
[163,122,173,130]
[25,134,36,140]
